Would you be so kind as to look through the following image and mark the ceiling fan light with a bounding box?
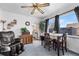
[21,3,49,14]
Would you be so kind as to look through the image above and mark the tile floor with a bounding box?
[0,40,78,56]
[19,40,79,56]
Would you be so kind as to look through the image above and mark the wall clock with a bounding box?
[25,21,30,26]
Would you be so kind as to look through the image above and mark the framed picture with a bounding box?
[25,21,30,26]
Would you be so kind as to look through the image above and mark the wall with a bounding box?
[0,9,3,31]
[67,35,79,54]
[0,9,41,38]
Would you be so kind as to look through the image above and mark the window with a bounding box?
[59,11,78,28]
[59,11,78,35]
[47,18,55,33]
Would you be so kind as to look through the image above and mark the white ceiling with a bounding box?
[0,3,79,19]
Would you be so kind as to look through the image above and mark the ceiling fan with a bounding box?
[21,3,50,15]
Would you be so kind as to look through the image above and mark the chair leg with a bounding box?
[65,42,67,52]
[65,46,67,52]
[53,42,55,49]
[41,41,43,46]
[44,43,46,48]
[53,40,56,50]
[48,46,51,51]
[53,41,57,51]
[62,46,64,55]
[57,41,60,56]
[57,46,60,56]
[48,42,51,51]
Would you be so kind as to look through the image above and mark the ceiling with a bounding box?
[0,3,79,19]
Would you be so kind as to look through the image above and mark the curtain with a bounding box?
[45,19,49,33]
[74,6,79,22]
[54,15,59,33]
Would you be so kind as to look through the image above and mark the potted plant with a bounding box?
[21,27,30,35]
[39,21,45,33]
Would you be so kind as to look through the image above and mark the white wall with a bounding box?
[0,9,3,31]
[0,9,41,38]
[67,35,79,54]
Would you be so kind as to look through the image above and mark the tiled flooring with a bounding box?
[0,40,78,56]
[19,40,79,56]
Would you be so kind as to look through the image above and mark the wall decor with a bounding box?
[13,19,17,24]
[7,19,17,29]
[25,21,30,26]
[0,20,6,30]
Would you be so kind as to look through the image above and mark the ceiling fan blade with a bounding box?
[31,7,36,15]
[37,3,50,7]
[21,6,33,8]
[36,7,44,14]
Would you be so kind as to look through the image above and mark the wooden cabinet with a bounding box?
[21,35,33,44]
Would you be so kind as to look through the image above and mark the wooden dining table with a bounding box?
[50,33,63,56]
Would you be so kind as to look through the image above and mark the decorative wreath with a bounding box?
[25,21,30,26]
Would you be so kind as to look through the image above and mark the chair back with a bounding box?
[61,33,67,47]
[44,33,51,42]
[0,31,15,46]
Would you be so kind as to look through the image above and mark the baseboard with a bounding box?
[67,48,79,56]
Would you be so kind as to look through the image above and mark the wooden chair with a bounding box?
[44,33,54,51]
[53,33,67,55]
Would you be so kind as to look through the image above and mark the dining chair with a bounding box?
[53,33,67,55]
[44,33,54,51]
